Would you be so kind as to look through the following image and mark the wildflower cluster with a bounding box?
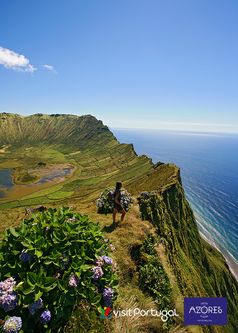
[91,254,116,306]
[0,207,118,332]
[0,278,17,312]
[40,310,51,324]
[97,187,133,214]
[68,274,79,288]
[120,190,133,212]
[92,266,104,280]
[92,255,113,280]
[102,255,113,265]
[3,316,22,333]
[0,278,16,294]
[102,287,114,307]
[97,188,115,213]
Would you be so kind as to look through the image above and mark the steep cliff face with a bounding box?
[134,164,238,333]
[0,113,116,148]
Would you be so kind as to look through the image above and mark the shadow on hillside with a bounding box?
[102,222,118,233]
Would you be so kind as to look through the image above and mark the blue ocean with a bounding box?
[113,128,238,277]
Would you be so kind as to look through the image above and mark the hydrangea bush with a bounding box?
[0,208,118,333]
[97,187,133,214]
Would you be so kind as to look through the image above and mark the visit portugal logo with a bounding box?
[100,307,113,319]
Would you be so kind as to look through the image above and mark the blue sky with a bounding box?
[0,0,238,132]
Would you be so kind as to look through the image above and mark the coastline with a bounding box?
[199,230,238,282]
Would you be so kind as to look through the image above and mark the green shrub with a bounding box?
[0,208,118,333]
[140,234,158,256]
[137,236,172,310]
[139,257,172,309]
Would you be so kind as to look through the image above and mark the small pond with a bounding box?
[0,169,14,198]
[0,167,73,198]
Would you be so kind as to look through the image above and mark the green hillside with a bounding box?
[0,113,115,147]
[0,113,237,333]
[0,113,152,209]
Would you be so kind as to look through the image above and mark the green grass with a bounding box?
[0,137,154,210]
[47,190,74,199]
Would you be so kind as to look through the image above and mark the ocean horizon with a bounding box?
[113,128,238,280]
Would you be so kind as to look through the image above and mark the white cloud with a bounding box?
[0,46,36,72]
[43,64,57,73]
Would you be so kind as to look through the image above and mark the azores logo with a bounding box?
[184,297,227,325]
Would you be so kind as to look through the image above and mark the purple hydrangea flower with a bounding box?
[0,278,18,312]
[102,287,114,307]
[92,266,104,280]
[29,298,43,315]
[102,255,113,265]
[19,250,32,262]
[0,292,18,312]
[40,310,51,324]
[3,316,22,333]
[0,278,16,294]
[95,256,104,266]
[68,274,79,288]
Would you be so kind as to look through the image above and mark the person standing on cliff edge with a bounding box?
[113,181,126,225]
